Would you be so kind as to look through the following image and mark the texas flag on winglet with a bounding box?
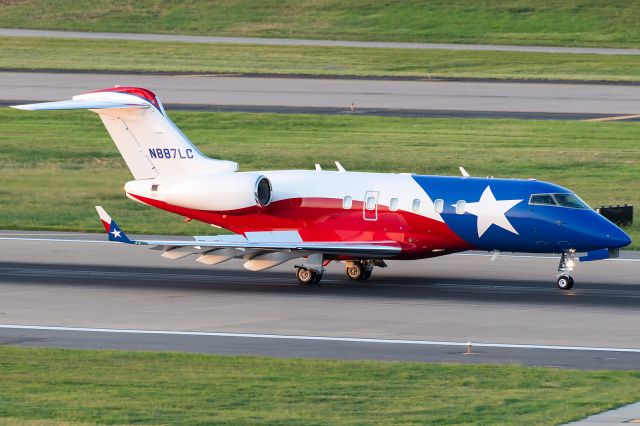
[95,206,132,243]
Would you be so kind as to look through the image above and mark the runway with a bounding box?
[4,71,640,118]
[0,231,638,369]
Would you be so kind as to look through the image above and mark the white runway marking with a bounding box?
[2,324,640,353]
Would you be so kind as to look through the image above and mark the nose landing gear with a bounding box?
[556,250,576,290]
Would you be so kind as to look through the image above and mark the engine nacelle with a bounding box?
[125,172,272,212]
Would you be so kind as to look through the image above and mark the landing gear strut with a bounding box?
[556,250,576,290]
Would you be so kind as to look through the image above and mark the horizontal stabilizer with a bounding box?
[11,99,149,111]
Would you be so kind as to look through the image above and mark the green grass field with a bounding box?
[2,0,640,48]
[4,36,640,81]
[1,345,639,425]
[1,108,637,247]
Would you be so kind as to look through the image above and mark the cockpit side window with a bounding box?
[553,193,589,209]
[529,194,557,206]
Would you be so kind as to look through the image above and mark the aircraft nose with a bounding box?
[603,221,632,249]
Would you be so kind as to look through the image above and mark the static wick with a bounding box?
[465,341,473,355]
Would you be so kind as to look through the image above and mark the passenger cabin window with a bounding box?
[342,196,352,209]
[412,199,421,212]
[455,200,466,215]
[366,196,376,210]
[434,199,444,213]
[389,198,399,212]
[529,194,556,206]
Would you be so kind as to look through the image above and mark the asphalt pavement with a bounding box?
[0,231,638,370]
[4,71,640,118]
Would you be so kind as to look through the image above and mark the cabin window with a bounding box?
[529,194,556,206]
[342,196,352,209]
[412,199,421,212]
[366,196,376,210]
[389,198,399,212]
[455,200,466,215]
[434,199,444,213]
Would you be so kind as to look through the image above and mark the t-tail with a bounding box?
[11,87,238,179]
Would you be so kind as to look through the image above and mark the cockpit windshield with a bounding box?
[529,194,556,206]
[529,193,590,209]
[553,193,590,209]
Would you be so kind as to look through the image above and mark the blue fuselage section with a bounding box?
[412,175,631,253]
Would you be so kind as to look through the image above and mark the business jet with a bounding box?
[12,87,631,289]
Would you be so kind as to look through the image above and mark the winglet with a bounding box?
[95,206,133,244]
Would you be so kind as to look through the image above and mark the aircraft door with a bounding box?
[363,191,379,221]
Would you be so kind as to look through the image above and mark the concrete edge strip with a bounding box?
[2,324,640,353]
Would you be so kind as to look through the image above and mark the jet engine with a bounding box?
[125,172,272,212]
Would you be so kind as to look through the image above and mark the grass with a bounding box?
[0,345,640,424]
[3,36,640,81]
[2,0,640,48]
[0,108,638,246]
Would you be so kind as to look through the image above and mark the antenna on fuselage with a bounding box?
[459,166,470,177]
[315,164,322,171]
[335,161,346,172]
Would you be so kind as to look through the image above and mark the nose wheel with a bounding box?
[556,275,574,290]
[556,250,576,290]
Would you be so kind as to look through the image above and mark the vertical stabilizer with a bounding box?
[12,87,238,179]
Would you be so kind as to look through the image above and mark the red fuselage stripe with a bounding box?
[128,193,474,259]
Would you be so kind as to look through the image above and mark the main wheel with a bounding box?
[296,267,319,285]
[557,275,574,290]
[346,262,365,280]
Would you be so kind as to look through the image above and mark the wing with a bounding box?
[96,206,401,271]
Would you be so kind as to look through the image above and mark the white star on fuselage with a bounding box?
[463,186,522,238]
[110,229,122,238]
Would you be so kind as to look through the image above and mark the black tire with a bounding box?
[346,262,364,280]
[312,272,323,285]
[296,267,318,285]
[362,269,372,280]
[557,275,574,290]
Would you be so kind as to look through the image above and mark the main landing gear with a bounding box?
[345,260,373,281]
[294,259,387,285]
[344,260,386,281]
[295,253,324,285]
[556,250,576,290]
[295,266,323,285]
